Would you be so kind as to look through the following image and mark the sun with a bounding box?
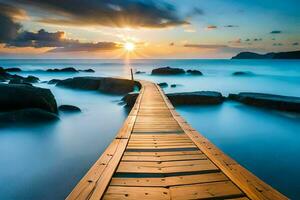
[124,42,135,52]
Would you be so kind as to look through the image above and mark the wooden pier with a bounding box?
[67,80,288,200]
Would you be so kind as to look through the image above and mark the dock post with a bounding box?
[130,68,134,81]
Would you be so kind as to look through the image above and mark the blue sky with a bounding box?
[0,0,299,58]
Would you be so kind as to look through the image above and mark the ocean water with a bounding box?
[0,59,300,199]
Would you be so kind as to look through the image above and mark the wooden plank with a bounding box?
[102,186,170,200]
[110,172,228,187]
[123,151,202,156]
[117,160,218,174]
[170,181,244,200]
[122,154,207,162]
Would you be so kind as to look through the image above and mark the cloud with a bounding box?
[224,25,239,28]
[0,3,23,43]
[292,42,299,46]
[188,8,204,17]
[270,30,282,34]
[184,44,228,49]
[14,0,189,28]
[205,25,217,30]
[169,42,174,46]
[5,29,121,52]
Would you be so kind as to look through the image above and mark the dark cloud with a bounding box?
[224,25,239,28]
[270,30,282,34]
[0,3,22,42]
[184,44,227,49]
[188,8,204,17]
[14,0,189,28]
[5,29,120,52]
[292,42,299,46]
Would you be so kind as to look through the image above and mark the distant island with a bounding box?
[232,50,300,59]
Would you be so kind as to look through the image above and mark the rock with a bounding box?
[232,71,253,76]
[0,83,58,113]
[48,79,61,84]
[5,67,22,72]
[58,105,81,112]
[158,82,168,88]
[170,84,177,88]
[135,71,145,74]
[57,77,102,90]
[152,67,185,75]
[24,75,39,83]
[167,91,224,105]
[80,69,95,72]
[228,92,300,112]
[187,69,203,75]
[122,92,139,107]
[57,76,139,94]
[9,79,33,86]
[0,108,59,125]
[122,91,224,108]
[99,78,136,94]
[47,67,78,73]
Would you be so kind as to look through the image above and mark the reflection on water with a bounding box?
[0,59,300,199]
[176,102,300,199]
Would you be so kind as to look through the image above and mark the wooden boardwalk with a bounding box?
[67,81,288,200]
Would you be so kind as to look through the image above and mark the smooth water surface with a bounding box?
[0,59,299,199]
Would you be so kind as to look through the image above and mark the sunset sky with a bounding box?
[0,0,299,59]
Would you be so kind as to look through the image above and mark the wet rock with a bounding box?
[228,92,300,112]
[122,92,139,107]
[152,67,185,75]
[57,76,138,94]
[232,71,254,76]
[0,83,58,113]
[122,91,224,108]
[0,108,59,125]
[80,69,95,73]
[135,71,146,74]
[5,67,22,72]
[58,105,81,112]
[48,79,61,84]
[158,82,168,88]
[47,67,78,73]
[57,77,102,90]
[24,75,39,83]
[167,91,224,105]
[187,69,203,75]
[170,84,178,88]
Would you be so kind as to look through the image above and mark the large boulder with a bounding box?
[228,92,300,112]
[167,91,224,105]
[79,69,95,72]
[0,83,58,113]
[122,91,224,108]
[187,69,203,75]
[57,77,102,90]
[0,108,59,125]
[99,78,136,94]
[5,67,22,72]
[57,77,138,94]
[152,67,185,75]
[58,105,81,112]
[47,67,78,73]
